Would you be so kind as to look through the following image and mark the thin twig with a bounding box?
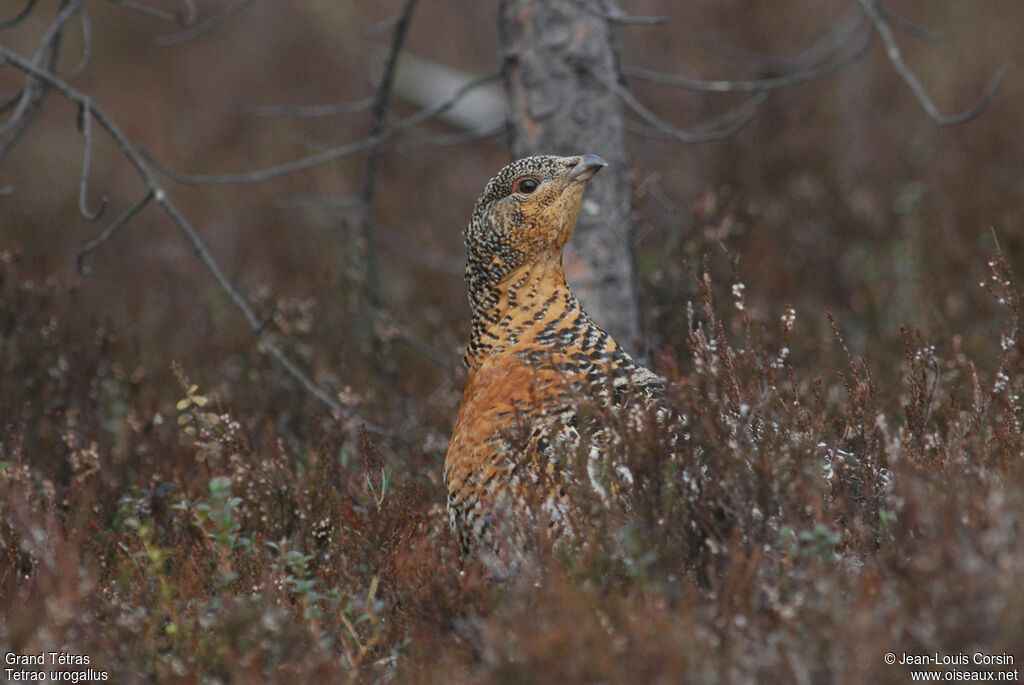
[104,0,178,24]
[0,103,46,163]
[696,4,863,76]
[592,0,663,25]
[0,0,80,138]
[690,91,773,136]
[0,44,384,432]
[359,0,420,312]
[145,72,500,185]
[604,73,768,143]
[878,5,939,45]
[623,97,762,142]
[244,97,374,118]
[156,0,253,47]
[273,195,362,212]
[386,120,506,153]
[65,5,93,80]
[34,0,79,60]
[77,190,153,274]
[0,0,37,29]
[395,331,452,368]
[279,130,339,154]
[77,102,108,220]
[372,222,463,277]
[362,12,403,37]
[0,89,22,119]
[0,2,75,164]
[141,131,383,185]
[613,8,873,143]
[177,0,197,26]
[622,28,873,93]
[254,306,277,334]
[857,0,1008,126]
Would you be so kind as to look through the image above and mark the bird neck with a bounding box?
[464,252,577,371]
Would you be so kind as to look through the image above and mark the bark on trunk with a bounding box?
[499,0,640,348]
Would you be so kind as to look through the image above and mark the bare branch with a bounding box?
[0,105,43,164]
[155,0,253,47]
[0,0,38,29]
[243,97,374,119]
[611,7,875,144]
[358,0,420,312]
[602,72,768,143]
[391,54,505,131]
[0,97,44,163]
[78,190,153,274]
[141,133,380,185]
[0,0,80,138]
[878,5,939,45]
[696,4,863,76]
[77,102,108,220]
[280,130,339,154]
[386,120,506,153]
[145,72,500,185]
[0,43,384,432]
[588,0,664,26]
[620,1,1001,139]
[104,0,178,24]
[361,11,403,38]
[394,331,453,368]
[858,0,1009,126]
[0,2,79,164]
[65,5,93,80]
[622,27,873,93]
[273,195,362,212]
[690,91,773,137]
[372,222,463,277]
[177,0,197,26]
[626,95,768,143]
[34,0,80,56]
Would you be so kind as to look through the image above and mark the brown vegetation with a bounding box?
[2,1,1022,682]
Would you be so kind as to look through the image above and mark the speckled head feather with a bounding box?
[464,154,606,309]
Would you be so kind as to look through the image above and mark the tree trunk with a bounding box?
[499,0,640,348]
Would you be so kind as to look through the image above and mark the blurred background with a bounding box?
[2,0,1021,468]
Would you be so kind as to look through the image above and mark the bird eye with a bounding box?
[513,177,539,195]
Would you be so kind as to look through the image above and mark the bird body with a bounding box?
[443,155,856,563]
[445,155,664,555]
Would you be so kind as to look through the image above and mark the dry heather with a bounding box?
[2,238,1022,683]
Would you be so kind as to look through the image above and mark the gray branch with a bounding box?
[856,0,1008,126]
[0,44,384,433]
[145,73,500,185]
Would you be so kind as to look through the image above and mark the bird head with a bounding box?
[465,154,606,293]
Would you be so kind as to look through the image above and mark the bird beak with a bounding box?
[563,154,607,188]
